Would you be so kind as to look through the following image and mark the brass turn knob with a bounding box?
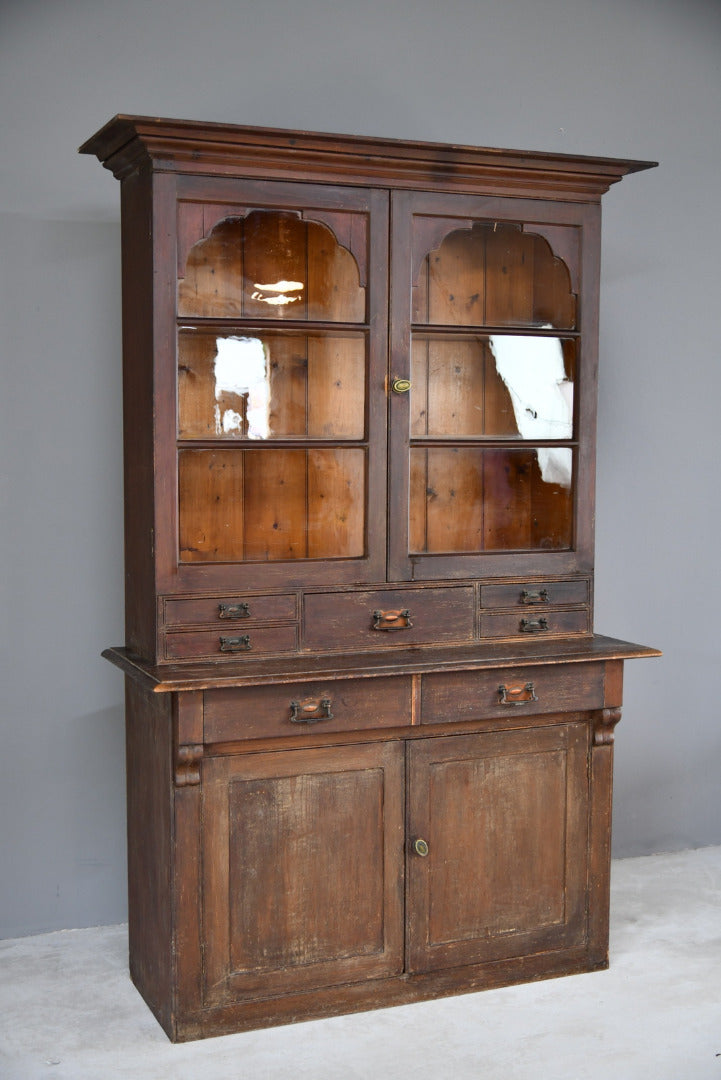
[391,378,412,394]
[413,838,429,858]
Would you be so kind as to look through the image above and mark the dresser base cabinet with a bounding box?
[113,641,656,1042]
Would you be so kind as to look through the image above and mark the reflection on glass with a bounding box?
[410,334,574,452]
[213,336,269,438]
[250,280,304,308]
[178,329,366,440]
[489,334,573,487]
[177,211,365,322]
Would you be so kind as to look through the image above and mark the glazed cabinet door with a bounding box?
[389,190,598,582]
[156,176,390,593]
[201,741,404,1006]
[406,723,590,972]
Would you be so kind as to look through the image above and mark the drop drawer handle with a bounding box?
[218,602,251,620]
[372,609,413,631]
[521,589,549,605]
[498,682,539,706]
[219,635,252,652]
[520,617,549,633]
[289,698,334,724]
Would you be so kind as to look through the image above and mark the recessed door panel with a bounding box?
[407,724,589,972]
[202,742,404,1004]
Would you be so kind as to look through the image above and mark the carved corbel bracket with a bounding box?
[592,707,622,746]
[175,743,203,787]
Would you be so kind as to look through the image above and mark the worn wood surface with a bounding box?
[85,118,659,1040]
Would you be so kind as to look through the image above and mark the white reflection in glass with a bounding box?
[251,279,304,307]
[213,336,270,439]
[489,333,573,487]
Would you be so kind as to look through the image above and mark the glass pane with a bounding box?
[178,210,365,322]
[411,335,574,440]
[409,447,573,554]
[179,448,365,562]
[178,329,366,440]
[413,222,575,329]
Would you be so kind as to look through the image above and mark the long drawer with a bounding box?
[303,587,475,652]
[421,662,605,724]
[204,676,412,743]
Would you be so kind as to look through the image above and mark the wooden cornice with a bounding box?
[80,115,657,202]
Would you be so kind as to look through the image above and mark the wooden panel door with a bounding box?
[406,723,590,972]
[201,741,404,1006]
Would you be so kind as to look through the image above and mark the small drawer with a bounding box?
[163,624,298,661]
[479,607,590,640]
[480,579,589,610]
[204,676,412,743]
[162,594,297,628]
[421,662,604,725]
[303,587,475,652]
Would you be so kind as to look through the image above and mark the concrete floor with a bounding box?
[1,846,719,1080]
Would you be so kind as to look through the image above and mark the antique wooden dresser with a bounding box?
[81,116,659,1040]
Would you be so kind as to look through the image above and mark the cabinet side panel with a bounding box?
[574,204,600,573]
[588,737,615,965]
[120,169,157,658]
[125,678,174,1035]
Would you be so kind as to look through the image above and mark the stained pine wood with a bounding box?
[302,585,476,652]
[306,335,366,438]
[201,742,404,1001]
[178,449,245,562]
[83,117,659,1041]
[162,593,297,626]
[203,675,412,742]
[406,724,589,972]
[163,624,298,661]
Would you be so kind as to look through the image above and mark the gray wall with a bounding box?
[1,0,719,939]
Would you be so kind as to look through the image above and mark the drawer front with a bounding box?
[421,662,604,725]
[204,676,412,743]
[162,594,297,628]
[480,578,589,610]
[164,624,298,661]
[303,587,475,652]
[479,607,590,640]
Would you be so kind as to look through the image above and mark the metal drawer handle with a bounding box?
[218,602,251,620]
[219,634,251,652]
[289,698,334,724]
[372,608,413,631]
[498,682,539,706]
[521,588,549,605]
[520,617,549,633]
[412,838,429,857]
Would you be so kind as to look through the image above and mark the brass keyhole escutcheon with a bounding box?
[391,378,412,394]
[413,838,429,858]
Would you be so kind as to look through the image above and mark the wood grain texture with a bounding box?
[201,742,404,1002]
[80,115,656,200]
[87,119,659,1040]
[406,724,589,972]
